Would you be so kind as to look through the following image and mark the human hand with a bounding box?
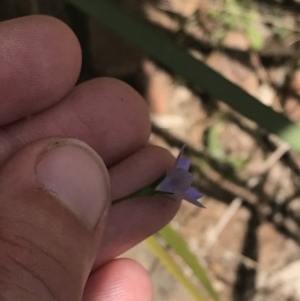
[0,15,180,300]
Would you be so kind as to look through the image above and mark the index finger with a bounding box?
[0,15,81,125]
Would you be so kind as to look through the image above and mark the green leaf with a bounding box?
[227,155,251,170]
[246,27,264,50]
[66,0,300,152]
[159,225,220,301]
[206,123,226,161]
[145,236,207,301]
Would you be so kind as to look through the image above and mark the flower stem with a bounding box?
[113,173,175,204]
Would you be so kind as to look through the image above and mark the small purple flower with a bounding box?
[155,146,205,208]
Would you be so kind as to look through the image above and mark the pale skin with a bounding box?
[0,15,181,300]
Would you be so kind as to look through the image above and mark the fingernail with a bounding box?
[36,139,110,230]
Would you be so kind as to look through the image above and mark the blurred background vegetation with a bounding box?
[3,0,300,300]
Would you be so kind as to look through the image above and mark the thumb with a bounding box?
[0,138,111,301]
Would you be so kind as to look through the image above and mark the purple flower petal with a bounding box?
[156,169,193,192]
[174,145,186,167]
[185,186,203,200]
[176,158,190,170]
[156,145,205,208]
[156,176,175,193]
[177,187,205,208]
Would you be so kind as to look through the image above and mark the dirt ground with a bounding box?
[138,2,300,300]
[126,76,300,300]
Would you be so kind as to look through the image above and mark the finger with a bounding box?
[83,259,152,301]
[94,146,181,267]
[95,196,180,267]
[1,77,150,167]
[109,145,174,200]
[0,15,81,125]
[0,138,110,300]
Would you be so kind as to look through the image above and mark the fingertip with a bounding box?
[46,76,151,165]
[0,15,82,124]
[95,77,152,146]
[147,144,176,171]
[3,14,82,67]
[94,195,181,267]
[109,144,175,200]
[83,258,153,301]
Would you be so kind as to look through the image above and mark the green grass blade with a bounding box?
[145,236,207,301]
[159,225,220,301]
[66,0,300,151]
